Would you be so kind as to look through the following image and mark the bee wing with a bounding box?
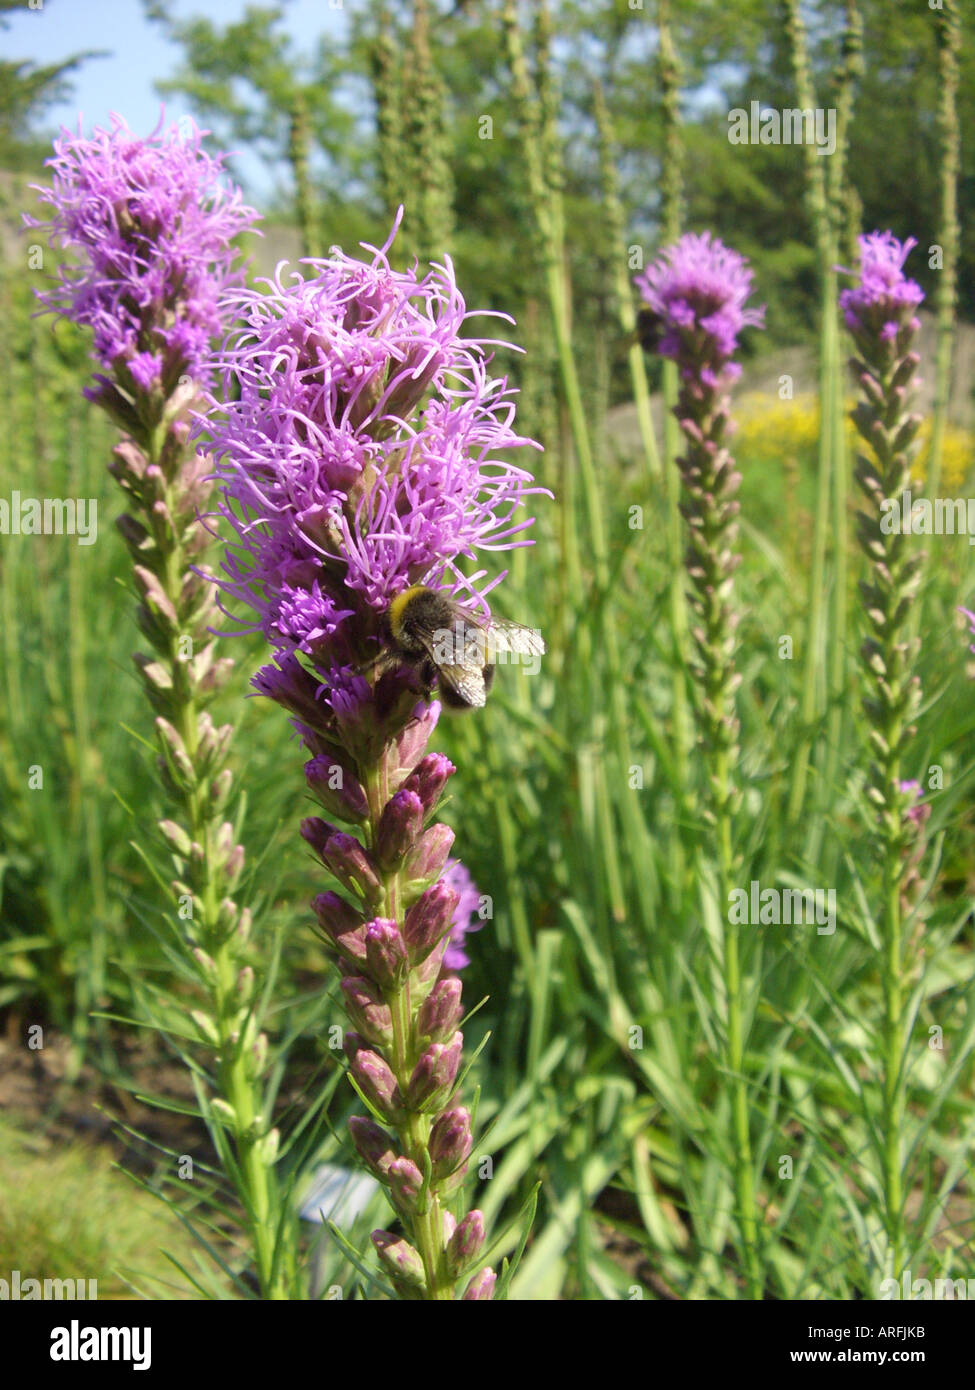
[483,618,546,660]
[408,621,489,708]
[437,660,488,709]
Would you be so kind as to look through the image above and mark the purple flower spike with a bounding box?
[202,215,545,1299]
[636,231,764,393]
[26,113,259,393]
[838,231,924,345]
[199,215,547,663]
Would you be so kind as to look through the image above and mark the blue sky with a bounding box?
[6,0,350,195]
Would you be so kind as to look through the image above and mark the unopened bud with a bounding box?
[372,1230,425,1293]
[462,1266,496,1301]
[340,976,394,1046]
[375,789,424,869]
[403,753,456,817]
[403,879,458,960]
[446,1210,485,1274]
[387,1156,424,1210]
[364,919,409,990]
[348,1116,395,1180]
[428,1106,473,1179]
[407,1034,463,1112]
[416,978,464,1043]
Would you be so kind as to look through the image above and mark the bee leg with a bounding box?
[358,646,396,678]
[420,657,439,702]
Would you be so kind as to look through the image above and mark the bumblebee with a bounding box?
[381,585,545,710]
[636,307,665,354]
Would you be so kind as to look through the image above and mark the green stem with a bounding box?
[715,765,762,1299]
[926,0,961,506]
[820,2,862,853]
[784,0,836,825]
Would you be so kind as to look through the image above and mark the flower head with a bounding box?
[838,231,924,344]
[635,231,764,390]
[441,858,485,970]
[201,216,544,671]
[26,113,259,393]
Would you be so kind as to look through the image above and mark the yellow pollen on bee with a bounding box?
[388,584,431,641]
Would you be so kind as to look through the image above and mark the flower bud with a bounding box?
[387,1156,424,1210]
[313,891,366,962]
[428,1106,473,1180]
[348,1116,396,1180]
[403,753,456,817]
[412,936,448,1001]
[300,816,342,860]
[321,831,384,908]
[346,1035,401,1119]
[416,978,464,1044]
[159,819,192,856]
[389,702,441,789]
[407,1034,463,1112]
[446,1210,485,1275]
[305,754,369,823]
[372,1231,426,1295]
[365,919,409,991]
[403,879,458,960]
[340,975,393,1047]
[462,1266,496,1301]
[155,717,195,791]
[403,823,455,894]
[375,789,424,869]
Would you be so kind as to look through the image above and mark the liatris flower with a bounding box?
[839,231,924,346]
[201,215,545,1300]
[636,233,764,811]
[841,230,926,1278]
[636,231,765,394]
[25,120,292,1296]
[26,113,256,410]
[637,230,765,1298]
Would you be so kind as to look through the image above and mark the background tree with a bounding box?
[143,0,365,255]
